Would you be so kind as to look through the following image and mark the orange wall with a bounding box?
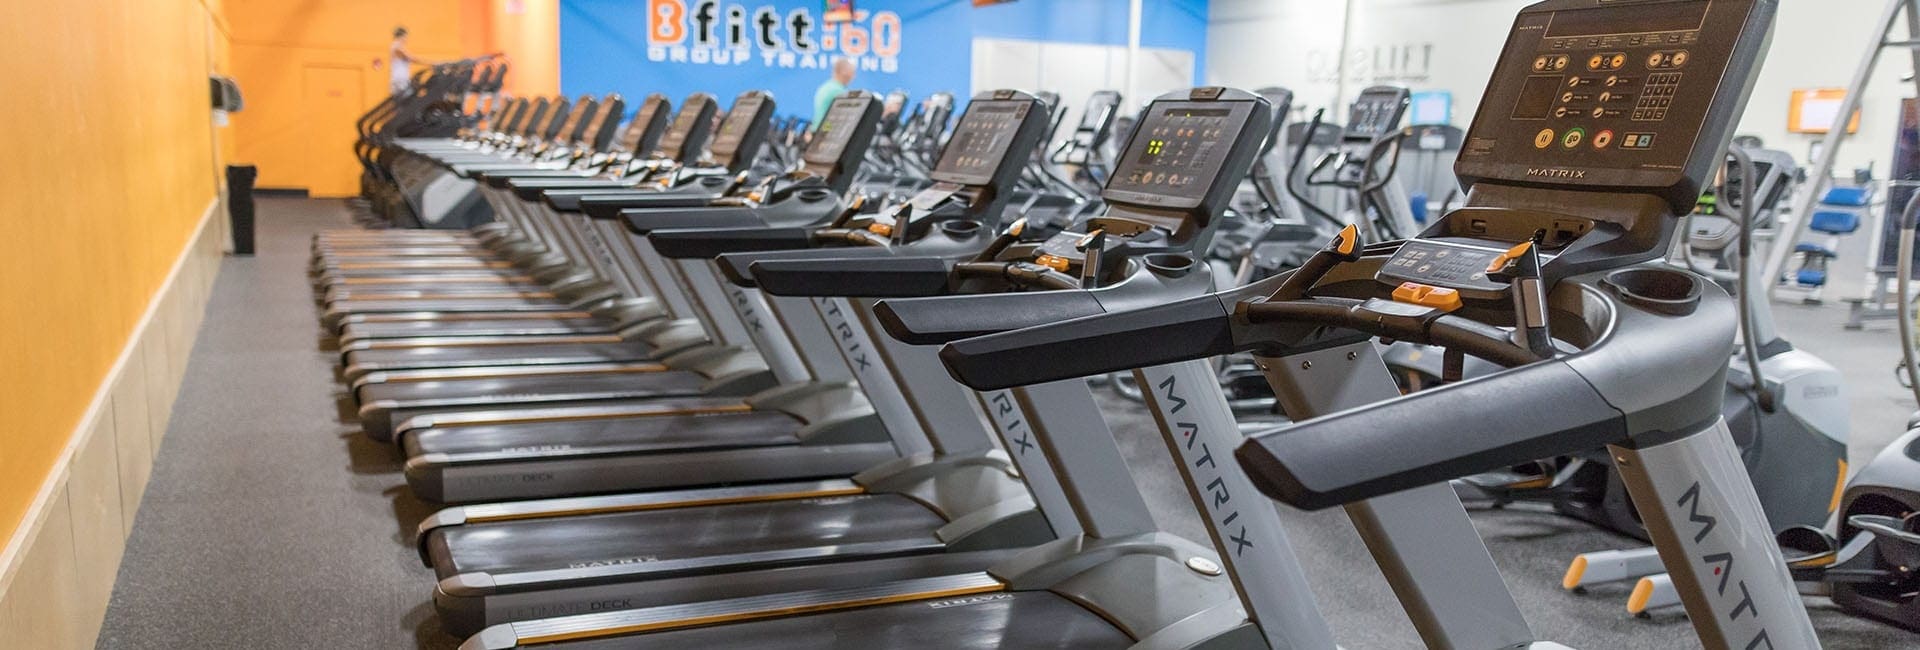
[0,0,230,545]
[227,0,561,197]
[488,0,562,99]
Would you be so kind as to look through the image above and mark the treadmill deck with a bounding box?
[530,589,1131,649]
[426,493,947,581]
[345,340,659,375]
[405,409,798,458]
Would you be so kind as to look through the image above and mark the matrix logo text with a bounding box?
[1526,167,1587,179]
[646,0,903,72]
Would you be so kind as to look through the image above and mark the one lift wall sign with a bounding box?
[644,0,905,72]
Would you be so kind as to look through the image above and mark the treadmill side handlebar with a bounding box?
[937,294,1237,390]
[749,256,954,298]
[580,192,713,219]
[1234,360,1628,511]
[874,290,1109,346]
[648,227,815,260]
[711,246,897,286]
[623,208,769,235]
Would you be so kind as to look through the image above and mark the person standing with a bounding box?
[389,27,419,96]
[813,58,856,124]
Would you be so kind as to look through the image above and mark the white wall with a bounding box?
[973,38,1194,146]
[1208,0,1913,175]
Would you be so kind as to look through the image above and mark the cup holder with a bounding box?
[1145,253,1196,278]
[939,219,982,238]
[1602,268,1701,316]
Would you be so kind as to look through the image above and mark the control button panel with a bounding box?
[1377,240,1509,296]
[1105,98,1259,208]
[932,99,1033,186]
[1457,0,1760,192]
[805,96,871,164]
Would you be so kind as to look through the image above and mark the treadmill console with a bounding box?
[800,92,883,191]
[537,98,573,142]
[876,91,1046,232]
[806,94,874,166]
[618,94,670,154]
[1255,87,1296,154]
[1386,0,1773,299]
[1456,0,1771,212]
[581,94,625,151]
[709,92,770,163]
[1342,86,1410,143]
[656,94,717,162]
[1019,88,1272,280]
[1105,98,1260,209]
[550,95,591,146]
[931,97,1035,186]
[1377,241,1510,296]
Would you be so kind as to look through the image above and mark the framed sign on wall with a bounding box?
[1789,88,1862,134]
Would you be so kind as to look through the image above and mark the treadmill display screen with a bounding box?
[1546,2,1706,37]
[805,96,871,165]
[657,100,709,159]
[1104,102,1255,207]
[620,98,666,152]
[931,100,1031,186]
[1457,0,1756,193]
[709,94,766,161]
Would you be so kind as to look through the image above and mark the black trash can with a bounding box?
[227,164,257,256]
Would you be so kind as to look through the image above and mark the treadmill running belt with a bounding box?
[346,340,657,373]
[404,410,798,457]
[340,316,610,340]
[363,369,705,410]
[329,296,567,313]
[428,494,946,579]
[540,590,1132,649]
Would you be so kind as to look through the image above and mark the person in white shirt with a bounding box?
[390,27,419,96]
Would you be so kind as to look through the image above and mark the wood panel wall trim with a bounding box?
[0,196,225,645]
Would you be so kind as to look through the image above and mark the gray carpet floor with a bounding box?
[97,197,1914,648]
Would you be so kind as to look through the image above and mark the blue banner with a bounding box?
[559,0,1208,121]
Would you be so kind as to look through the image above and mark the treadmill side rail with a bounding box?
[462,573,1003,649]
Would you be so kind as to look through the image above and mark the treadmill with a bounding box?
[321,94,677,343]
[321,92,737,340]
[379,94,577,241]
[327,97,755,384]
[349,95,875,448]
[311,93,714,309]
[424,87,1274,642]
[345,93,841,442]
[932,3,1818,648]
[456,86,1322,650]
[313,94,621,307]
[318,96,568,270]
[385,90,1045,502]
[319,93,629,269]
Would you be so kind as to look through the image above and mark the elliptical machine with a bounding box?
[1286,85,1419,243]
